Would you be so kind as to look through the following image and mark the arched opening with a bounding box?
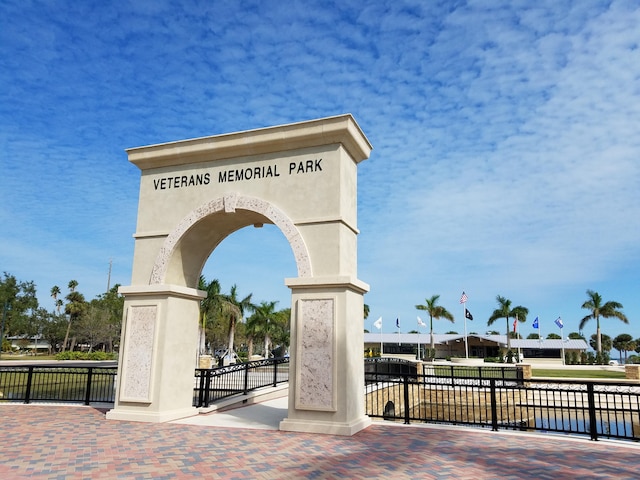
[149,194,312,288]
[198,222,297,363]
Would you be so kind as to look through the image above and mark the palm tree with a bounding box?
[62,281,85,352]
[197,277,240,357]
[50,286,61,313]
[246,301,278,358]
[487,295,528,350]
[415,294,454,352]
[580,290,628,353]
[612,334,635,363]
[197,276,220,355]
[225,284,254,360]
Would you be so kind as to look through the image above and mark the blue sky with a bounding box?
[1,0,639,344]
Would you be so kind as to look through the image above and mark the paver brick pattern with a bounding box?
[0,404,638,479]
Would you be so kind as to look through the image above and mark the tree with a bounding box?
[270,308,290,357]
[62,280,86,352]
[98,285,124,352]
[546,333,561,339]
[612,334,636,363]
[589,333,612,354]
[0,273,39,338]
[487,295,528,350]
[79,286,124,352]
[568,332,585,340]
[197,276,222,355]
[224,284,254,359]
[579,290,627,354]
[415,294,454,352]
[246,301,278,358]
[363,304,370,321]
[41,312,68,354]
[527,333,540,340]
[50,286,62,313]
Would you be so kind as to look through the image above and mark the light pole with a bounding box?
[1,302,9,360]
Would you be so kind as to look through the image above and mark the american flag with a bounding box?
[459,292,468,304]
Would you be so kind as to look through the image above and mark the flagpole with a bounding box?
[516,314,521,362]
[561,325,565,365]
[460,292,469,359]
[464,305,468,359]
[417,317,421,361]
[558,317,565,365]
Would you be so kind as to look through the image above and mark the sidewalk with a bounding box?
[1,398,639,479]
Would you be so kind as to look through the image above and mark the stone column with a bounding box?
[279,276,371,436]
[106,284,205,423]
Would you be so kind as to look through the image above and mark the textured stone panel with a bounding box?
[296,298,336,411]
[120,305,157,402]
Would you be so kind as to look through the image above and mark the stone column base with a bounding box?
[279,415,371,436]
[106,406,198,423]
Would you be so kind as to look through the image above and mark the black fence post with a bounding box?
[24,366,34,404]
[490,378,499,431]
[243,362,250,395]
[403,375,411,424]
[203,370,212,408]
[272,358,278,387]
[84,368,93,405]
[196,370,205,408]
[587,382,599,441]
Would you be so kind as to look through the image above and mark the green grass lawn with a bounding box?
[0,354,58,361]
[532,368,626,379]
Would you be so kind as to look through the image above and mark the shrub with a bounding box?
[55,351,117,361]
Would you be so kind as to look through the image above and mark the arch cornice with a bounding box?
[150,193,312,284]
[127,114,372,170]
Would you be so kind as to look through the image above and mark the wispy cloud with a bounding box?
[1,0,638,340]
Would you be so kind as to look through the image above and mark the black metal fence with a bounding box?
[365,368,640,442]
[365,358,523,381]
[4,359,637,442]
[194,357,290,407]
[0,365,117,405]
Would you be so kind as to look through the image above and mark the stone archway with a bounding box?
[106,115,372,435]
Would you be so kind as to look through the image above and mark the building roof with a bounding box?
[363,333,589,350]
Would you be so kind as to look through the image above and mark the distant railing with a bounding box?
[365,368,640,442]
[194,357,290,407]
[365,358,522,381]
[0,365,117,405]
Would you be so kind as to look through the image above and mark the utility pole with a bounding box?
[1,302,9,360]
[107,258,112,293]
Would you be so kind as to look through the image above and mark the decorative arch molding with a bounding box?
[149,193,312,285]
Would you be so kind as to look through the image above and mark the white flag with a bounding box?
[417,316,426,327]
[373,317,382,330]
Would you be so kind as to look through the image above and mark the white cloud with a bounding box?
[1,0,638,340]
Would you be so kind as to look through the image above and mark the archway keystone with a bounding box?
[107,114,372,435]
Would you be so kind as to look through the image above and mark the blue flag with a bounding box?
[554,317,563,329]
[532,317,539,329]
[396,318,400,329]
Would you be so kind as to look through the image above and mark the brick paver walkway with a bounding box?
[0,404,638,479]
